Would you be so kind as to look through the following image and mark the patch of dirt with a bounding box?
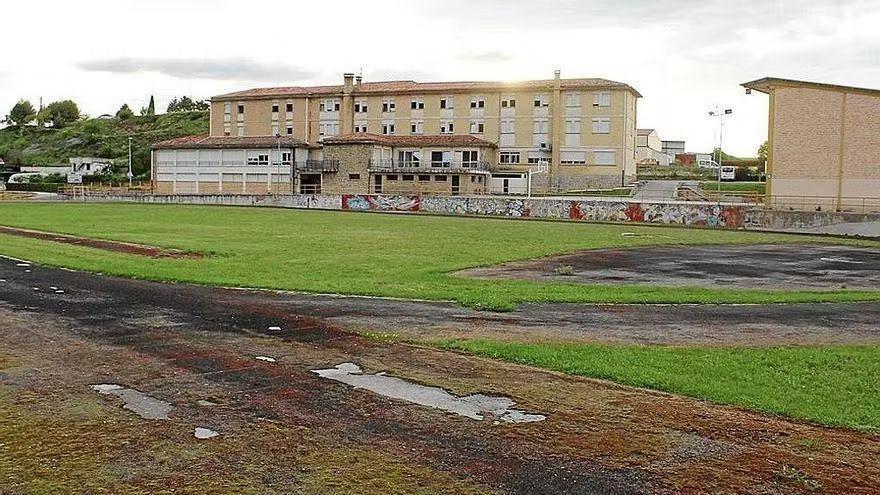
[0,225,203,259]
[1,258,879,493]
[458,244,880,291]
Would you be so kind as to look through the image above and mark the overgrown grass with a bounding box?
[0,203,878,309]
[440,340,880,431]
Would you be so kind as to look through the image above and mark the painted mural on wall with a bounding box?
[568,200,747,228]
[341,195,421,212]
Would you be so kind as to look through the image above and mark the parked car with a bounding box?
[720,165,736,181]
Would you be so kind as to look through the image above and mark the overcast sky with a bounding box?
[3,0,878,156]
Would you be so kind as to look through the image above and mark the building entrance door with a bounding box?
[374,175,383,194]
[451,176,460,195]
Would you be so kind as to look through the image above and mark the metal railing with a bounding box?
[296,160,339,172]
[767,195,880,214]
[368,159,490,173]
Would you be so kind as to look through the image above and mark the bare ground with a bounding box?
[1,258,879,494]
[458,244,880,291]
[0,225,203,258]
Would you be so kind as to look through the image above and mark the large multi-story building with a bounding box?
[152,71,640,195]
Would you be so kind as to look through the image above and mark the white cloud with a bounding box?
[79,57,318,82]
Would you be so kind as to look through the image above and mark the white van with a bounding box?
[720,165,736,181]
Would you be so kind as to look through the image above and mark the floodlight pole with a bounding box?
[708,108,732,203]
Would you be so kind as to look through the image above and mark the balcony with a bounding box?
[368,159,490,173]
[296,160,339,172]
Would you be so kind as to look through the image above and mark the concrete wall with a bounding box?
[68,193,880,231]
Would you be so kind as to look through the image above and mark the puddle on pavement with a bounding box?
[312,363,546,423]
[194,427,220,439]
[91,384,172,420]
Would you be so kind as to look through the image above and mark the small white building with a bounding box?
[636,129,670,166]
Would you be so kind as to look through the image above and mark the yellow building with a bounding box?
[153,71,641,195]
[742,77,880,212]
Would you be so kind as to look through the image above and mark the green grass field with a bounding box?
[0,203,878,309]
[441,340,880,431]
[700,181,767,194]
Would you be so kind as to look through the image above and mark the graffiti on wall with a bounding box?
[342,195,421,211]
[568,201,747,228]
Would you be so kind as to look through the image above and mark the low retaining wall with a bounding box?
[68,193,880,232]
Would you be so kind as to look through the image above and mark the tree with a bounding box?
[143,95,156,116]
[757,140,768,164]
[37,100,81,128]
[116,103,134,121]
[8,100,36,127]
[167,96,209,113]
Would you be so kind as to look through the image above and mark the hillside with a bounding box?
[0,112,208,179]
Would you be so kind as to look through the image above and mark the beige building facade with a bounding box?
[743,77,880,211]
[153,71,641,195]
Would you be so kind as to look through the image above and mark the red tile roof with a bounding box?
[152,135,310,150]
[322,133,497,148]
[214,78,641,100]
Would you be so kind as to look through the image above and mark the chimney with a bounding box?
[343,73,355,94]
[553,69,562,89]
[355,75,362,87]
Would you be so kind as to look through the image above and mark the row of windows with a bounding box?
[499,150,616,165]
[227,92,613,118]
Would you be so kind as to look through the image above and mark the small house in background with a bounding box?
[742,77,880,212]
[636,129,670,166]
[69,157,112,175]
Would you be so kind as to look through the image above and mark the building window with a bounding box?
[440,96,453,109]
[501,97,516,108]
[281,152,292,164]
[354,100,368,113]
[387,174,398,181]
[501,119,515,134]
[565,118,581,134]
[271,125,279,136]
[533,94,548,107]
[272,103,279,113]
[403,175,414,181]
[593,92,611,107]
[592,118,611,134]
[461,150,479,166]
[565,92,581,107]
[354,123,368,133]
[286,126,293,135]
[594,149,616,165]
[286,102,293,112]
[319,122,340,137]
[499,152,521,164]
[224,102,231,122]
[397,150,420,166]
[560,151,586,165]
[236,123,244,137]
[533,119,549,135]
[247,154,270,165]
[382,121,395,135]
[470,97,485,109]
[382,97,396,113]
[410,120,424,134]
[410,97,424,110]
[435,175,447,182]
[237,104,245,114]
[419,175,430,181]
[320,99,340,112]
[469,120,485,134]
[440,120,454,134]
[223,124,231,136]
[349,173,361,180]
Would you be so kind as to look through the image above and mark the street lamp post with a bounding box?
[708,108,732,202]
[127,137,133,188]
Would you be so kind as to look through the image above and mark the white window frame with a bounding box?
[533,94,549,107]
[533,119,549,135]
[382,97,396,113]
[500,97,516,108]
[500,119,515,134]
[440,96,453,110]
[410,97,425,110]
[592,118,611,134]
[354,100,368,113]
[593,92,612,107]
[440,120,454,134]
[470,96,485,109]
[469,120,485,134]
[594,149,616,165]
[382,121,395,135]
[565,92,581,108]
[410,120,424,134]
[499,152,521,164]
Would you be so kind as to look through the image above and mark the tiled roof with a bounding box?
[214,77,641,100]
[322,133,497,148]
[152,135,310,150]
